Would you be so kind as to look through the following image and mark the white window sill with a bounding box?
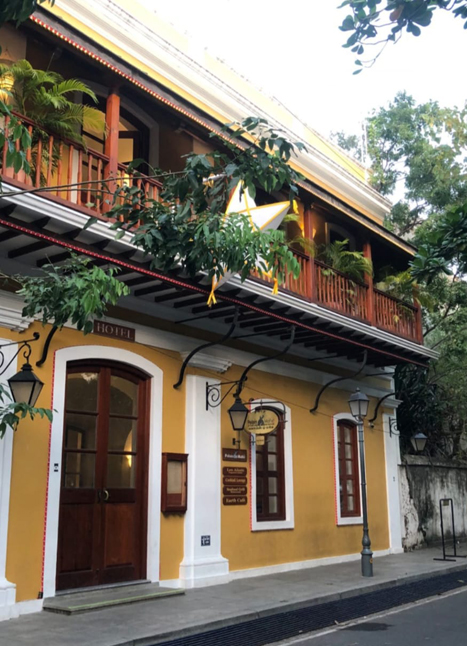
[251,519,295,532]
[337,516,363,526]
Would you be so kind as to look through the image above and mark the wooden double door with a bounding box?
[56,361,149,591]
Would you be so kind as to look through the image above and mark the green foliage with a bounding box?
[0,383,52,439]
[15,256,130,334]
[320,239,373,282]
[0,98,31,176]
[332,92,467,239]
[339,1,467,70]
[0,0,54,29]
[96,117,306,287]
[0,60,103,145]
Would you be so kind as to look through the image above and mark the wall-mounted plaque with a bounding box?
[223,467,247,477]
[223,486,247,496]
[222,448,247,462]
[93,320,135,342]
[246,408,280,435]
[223,476,247,485]
[223,496,248,505]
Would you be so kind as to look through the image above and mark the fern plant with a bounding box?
[0,59,104,183]
[320,239,372,283]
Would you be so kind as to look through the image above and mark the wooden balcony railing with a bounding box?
[1,114,423,345]
[374,289,420,342]
[314,260,369,322]
[0,113,161,217]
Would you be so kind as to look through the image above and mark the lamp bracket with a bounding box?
[206,380,240,411]
[0,332,40,376]
[173,308,239,390]
[368,367,425,425]
[310,350,368,414]
[36,325,58,367]
[233,326,296,400]
[388,417,400,437]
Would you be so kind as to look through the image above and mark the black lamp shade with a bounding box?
[348,388,369,420]
[228,398,249,432]
[410,432,428,453]
[8,362,44,407]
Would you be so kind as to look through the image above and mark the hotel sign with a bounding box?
[93,320,135,342]
[222,448,247,462]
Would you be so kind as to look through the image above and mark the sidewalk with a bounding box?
[2,547,467,646]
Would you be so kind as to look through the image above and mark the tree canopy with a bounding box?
[0,0,53,30]
[339,0,467,71]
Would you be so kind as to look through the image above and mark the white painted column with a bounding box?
[179,376,229,587]
[0,340,19,621]
[383,412,403,553]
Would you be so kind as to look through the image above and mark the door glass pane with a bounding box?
[344,426,352,442]
[268,453,277,471]
[269,496,278,513]
[268,434,277,452]
[65,372,99,412]
[167,461,182,494]
[64,452,95,488]
[347,495,355,511]
[106,454,136,488]
[108,418,137,452]
[110,375,138,416]
[65,413,97,450]
[268,477,278,494]
[346,480,354,495]
[256,451,263,472]
[345,443,352,459]
[346,460,353,475]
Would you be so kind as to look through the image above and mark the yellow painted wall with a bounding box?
[4,321,186,601]
[219,364,389,571]
[3,320,389,601]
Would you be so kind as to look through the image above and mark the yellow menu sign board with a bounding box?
[246,408,280,435]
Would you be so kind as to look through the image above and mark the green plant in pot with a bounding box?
[0,59,104,183]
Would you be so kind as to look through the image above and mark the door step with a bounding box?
[43,583,184,615]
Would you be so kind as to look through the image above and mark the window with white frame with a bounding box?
[333,414,363,526]
[249,402,294,531]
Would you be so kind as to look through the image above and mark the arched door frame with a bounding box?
[43,345,163,598]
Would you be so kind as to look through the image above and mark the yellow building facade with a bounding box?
[0,0,435,620]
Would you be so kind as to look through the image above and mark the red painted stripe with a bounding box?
[0,215,425,366]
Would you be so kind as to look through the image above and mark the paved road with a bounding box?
[281,588,467,646]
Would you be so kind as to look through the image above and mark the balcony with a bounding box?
[0,114,423,346]
[1,113,161,217]
[253,251,423,344]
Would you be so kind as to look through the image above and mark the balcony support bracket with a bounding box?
[310,350,368,414]
[173,308,239,389]
[233,326,296,400]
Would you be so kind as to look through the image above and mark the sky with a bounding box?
[139,1,467,139]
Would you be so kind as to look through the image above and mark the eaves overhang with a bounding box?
[0,188,437,369]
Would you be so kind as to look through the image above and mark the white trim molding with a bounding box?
[42,345,163,599]
[249,400,294,532]
[332,413,363,527]
[0,293,32,332]
[383,412,403,553]
[180,376,229,587]
[179,351,232,374]
[0,338,19,621]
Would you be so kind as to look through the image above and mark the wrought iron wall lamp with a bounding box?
[0,333,43,406]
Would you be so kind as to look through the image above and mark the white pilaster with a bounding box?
[383,413,403,553]
[0,340,19,621]
[179,376,229,587]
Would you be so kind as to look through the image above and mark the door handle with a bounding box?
[103,488,110,502]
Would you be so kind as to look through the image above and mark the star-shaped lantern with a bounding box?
[207,181,292,305]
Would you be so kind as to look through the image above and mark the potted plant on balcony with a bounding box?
[0,59,103,184]
[313,239,373,319]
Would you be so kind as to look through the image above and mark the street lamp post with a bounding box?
[348,388,373,578]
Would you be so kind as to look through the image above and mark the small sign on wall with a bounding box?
[222,448,247,462]
[223,467,247,477]
[93,320,135,342]
[223,496,248,506]
[201,535,211,546]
